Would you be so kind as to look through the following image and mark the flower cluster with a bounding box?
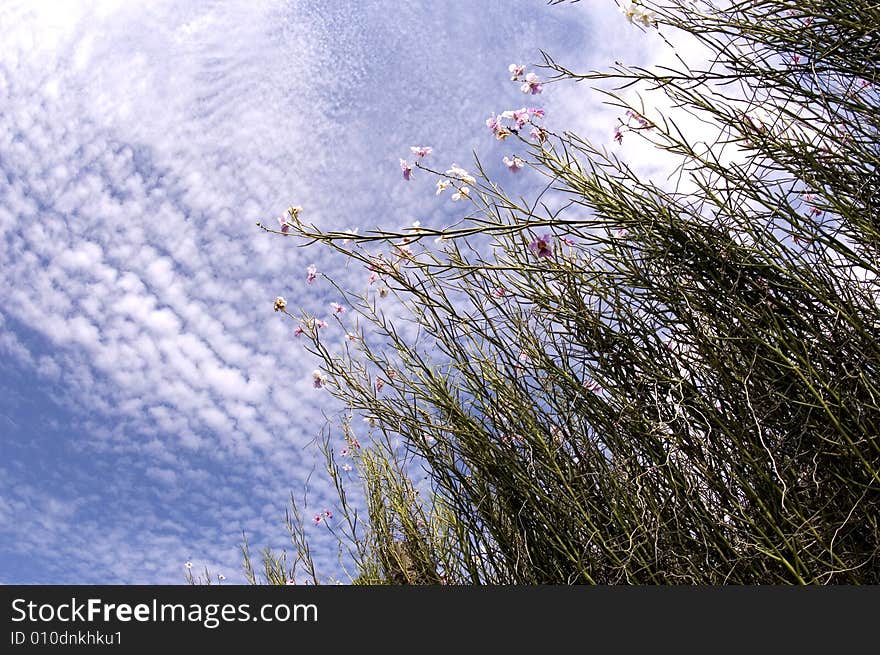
[613,109,655,144]
[313,509,333,525]
[509,63,543,94]
[436,163,477,202]
[486,106,546,141]
[620,1,657,28]
[399,145,432,181]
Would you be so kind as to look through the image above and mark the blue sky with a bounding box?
[0,0,669,584]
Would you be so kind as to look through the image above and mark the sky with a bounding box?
[0,0,670,584]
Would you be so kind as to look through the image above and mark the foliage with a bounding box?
[260,0,880,584]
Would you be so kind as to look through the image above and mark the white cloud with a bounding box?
[0,0,670,583]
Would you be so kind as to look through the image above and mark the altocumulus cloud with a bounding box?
[0,0,664,583]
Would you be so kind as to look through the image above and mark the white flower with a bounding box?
[436,180,452,195]
[620,1,656,27]
[445,164,476,186]
[185,561,193,569]
[451,186,470,201]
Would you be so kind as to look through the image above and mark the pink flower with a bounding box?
[312,370,325,389]
[502,108,530,129]
[375,378,385,392]
[294,325,304,337]
[307,264,318,284]
[400,158,414,180]
[613,125,624,144]
[503,155,525,173]
[345,332,359,342]
[410,146,432,158]
[493,287,506,298]
[323,509,333,518]
[368,272,377,285]
[530,127,547,143]
[528,107,545,119]
[521,72,543,95]
[486,113,511,140]
[583,378,602,393]
[278,215,291,235]
[529,234,553,258]
[626,110,652,129]
[330,302,346,314]
[340,447,349,457]
[315,319,328,329]
[313,514,322,525]
[508,63,525,80]
[561,236,575,246]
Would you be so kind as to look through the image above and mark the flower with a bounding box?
[626,109,652,129]
[613,125,624,144]
[621,2,656,27]
[342,228,358,244]
[286,577,296,585]
[493,287,507,298]
[400,158,414,181]
[486,112,513,139]
[561,235,576,247]
[503,155,525,173]
[345,332,359,342]
[278,215,291,235]
[294,325,304,337]
[375,378,385,392]
[451,186,470,201]
[410,146,432,158]
[583,378,602,393]
[521,72,543,95]
[307,264,317,284]
[185,561,193,569]
[529,234,553,258]
[313,514,322,525]
[312,369,325,389]
[315,319,327,329]
[218,574,226,581]
[273,296,287,312]
[341,463,353,472]
[436,180,451,195]
[446,164,476,186]
[530,126,547,143]
[330,302,346,314]
[323,509,333,518]
[504,107,530,128]
[508,63,525,80]
[528,107,545,119]
[378,286,389,298]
